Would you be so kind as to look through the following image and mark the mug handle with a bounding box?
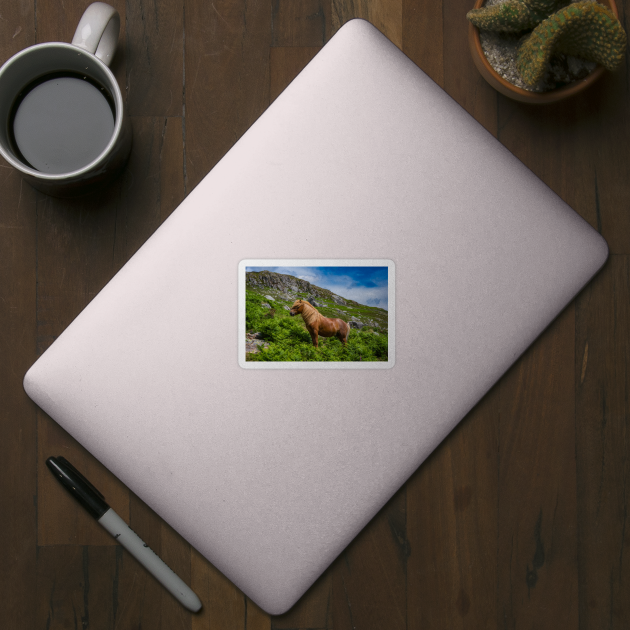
[71,2,120,67]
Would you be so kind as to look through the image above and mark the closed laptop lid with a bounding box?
[24,19,607,614]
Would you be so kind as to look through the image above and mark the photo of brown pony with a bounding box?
[290,299,350,347]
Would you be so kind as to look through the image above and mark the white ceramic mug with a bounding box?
[0,2,131,197]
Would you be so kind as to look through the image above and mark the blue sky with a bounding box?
[246,266,389,310]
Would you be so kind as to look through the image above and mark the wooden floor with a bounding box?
[1,0,629,628]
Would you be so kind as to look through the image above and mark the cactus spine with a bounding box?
[516,1,627,85]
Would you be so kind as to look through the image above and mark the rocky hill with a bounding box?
[246,270,388,332]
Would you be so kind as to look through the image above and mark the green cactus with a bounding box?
[467,0,568,33]
[517,1,627,85]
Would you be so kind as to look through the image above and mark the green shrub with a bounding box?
[246,290,388,362]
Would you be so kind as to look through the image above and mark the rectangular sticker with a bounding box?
[238,259,394,369]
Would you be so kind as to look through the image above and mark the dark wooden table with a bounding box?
[1,0,629,628]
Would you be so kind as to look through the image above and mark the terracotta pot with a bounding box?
[468,0,619,103]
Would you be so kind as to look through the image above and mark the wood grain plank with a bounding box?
[443,0,497,131]
[0,138,38,630]
[497,305,578,629]
[576,256,630,629]
[0,0,36,57]
[184,0,272,192]
[492,40,627,628]
[191,549,247,630]
[577,0,629,254]
[34,189,121,355]
[496,97,598,224]
[36,545,118,630]
[407,393,499,629]
[36,0,125,45]
[247,599,272,630]
[331,486,407,630]
[492,74,619,630]
[0,5,39,629]
[88,546,122,630]
[159,117,187,220]
[272,0,332,46]
[270,47,321,103]
[331,0,402,48]
[158,519,196,629]
[271,573,332,629]
[402,0,444,88]
[583,72,630,254]
[126,0,183,117]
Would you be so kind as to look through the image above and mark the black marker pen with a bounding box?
[46,456,202,612]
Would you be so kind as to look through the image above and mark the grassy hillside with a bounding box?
[245,271,389,362]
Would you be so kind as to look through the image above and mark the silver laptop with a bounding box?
[24,19,608,614]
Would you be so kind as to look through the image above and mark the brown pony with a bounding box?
[290,299,350,347]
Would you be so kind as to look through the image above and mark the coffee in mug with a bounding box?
[0,2,131,197]
[11,72,116,174]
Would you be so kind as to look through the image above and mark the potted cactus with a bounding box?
[467,0,627,103]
